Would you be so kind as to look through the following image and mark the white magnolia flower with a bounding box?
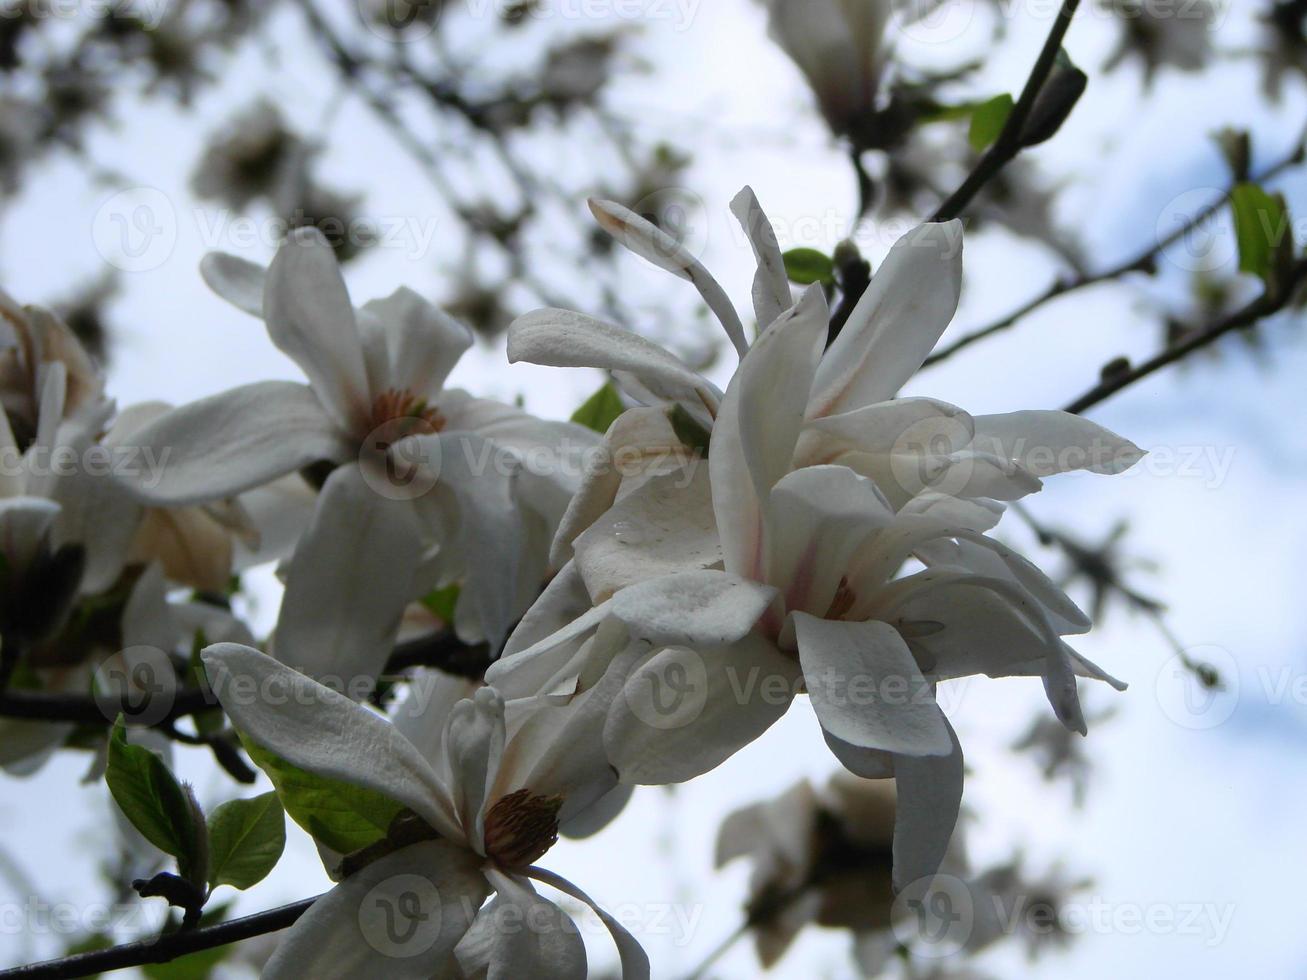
[121,229,597,676]
[762,0,893,136]
[511,190,1142,571]
[203,643,649,980]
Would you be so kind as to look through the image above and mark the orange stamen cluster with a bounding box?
[483,789,564,868]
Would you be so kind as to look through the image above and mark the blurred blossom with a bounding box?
[1100,0,1215,84]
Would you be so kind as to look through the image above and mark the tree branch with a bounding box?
[925,127,1307,367]
[1063,257,1307,415]
[930,0,1082,223]
[0,897,318,979]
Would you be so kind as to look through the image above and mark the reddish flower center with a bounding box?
[483,789,564,868]
[369,387,446,436]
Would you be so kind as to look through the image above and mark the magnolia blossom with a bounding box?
[121,229,597,680]
[511,190,1142,573]
[203,643,649,979]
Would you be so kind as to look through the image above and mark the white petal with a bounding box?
[46,461,141,595]
[561,783,634,839]
[458,870,587,979]
[202,643,460,839]
[508,309,715,409]
[891,717,963,894]
[264,227,372,432]
[730,186,792,329]
[573,464,719,603]
[971,410,1145,477]
[802,397,974,454]
[810,222,964,417]
[524,867,651,980]
[274,463,423,683]
[611,569,776,648]
[589,198,748,358]
[793,614,953,756]
[264,840,488,980]
[603,633,799,784]
[360,287,473,403]
[199,251,266,318]
[443,688,506,853]
[116,381,348,506]
[485,601,611,703]
[711,287,828,578]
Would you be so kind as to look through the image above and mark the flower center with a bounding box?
[483,789,564,868]
[369,387,446,437]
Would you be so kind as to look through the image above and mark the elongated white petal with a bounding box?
[199,251,266,318]
[263,840,488,980]
[794,614,953,756]
[525,866,651,980]
[810,221,964,417]
[443,688,506,854]
[485,601,611,702]
[589,198,748,358]
[458,870,587,979]
[361,287,473,403]
[971,410,1145,477]
[46,462,141,594]
[561,783,634,839]
[509,309,714,408]
[730,186,792,328]
[264,227,372,432]
[953,533,1091,634]
[802,397,974,456]
[711,287,828,578]
[611,569,776,648]
[891,717,963,894]
[202,643,460,839]
[573,464,719,603]
[604,633,799,785]
[117,381,348,506]
[274,463,423,683]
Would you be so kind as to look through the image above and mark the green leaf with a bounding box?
[669,404,711,457]
[782,248,835,286]
[1231,183,1293,285]
[570,383,626,435]
[420,584,461,623]
[969,94,1014,152]
[206,792,286,890]
[241,738,405,854]
[106,718,203,880]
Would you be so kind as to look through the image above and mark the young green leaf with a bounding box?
[570,383,626,435]
[1231,183,1293,286]
[206,792,286,890]
[969,94,1014,152]
[106,718,203,879]
[241,738,406,855]
[782,248,835,286]
[420,584,461,623]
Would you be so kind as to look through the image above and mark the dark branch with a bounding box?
[930,0,1082,223]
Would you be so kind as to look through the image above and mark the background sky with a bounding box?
[2,0,1307,977]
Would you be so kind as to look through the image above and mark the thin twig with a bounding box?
[0,897,318,979]
[930,0,1082,223]
[925,127,1307,367]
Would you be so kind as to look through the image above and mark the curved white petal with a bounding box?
[730,186,792,329]
[116,381,348,506]
[458,870,587,979]
[199,251,266,318]
[810,221,964,417]
[360,287,473,403]
[588,198,748,358]
[793,613,953,756]
[264,227,371,432]
[611,569,776,648]
[891,718,964,894]
[202,643,460,840]
[524,866,651,980]
[971,410,1145,477]
[274,463,423,683]
[264,840,488,980]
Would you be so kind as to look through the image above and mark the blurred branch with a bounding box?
[926,127,1307,367]
[930,0,1082,223]
[0,896,318,979]
[1063,256,1307,415]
